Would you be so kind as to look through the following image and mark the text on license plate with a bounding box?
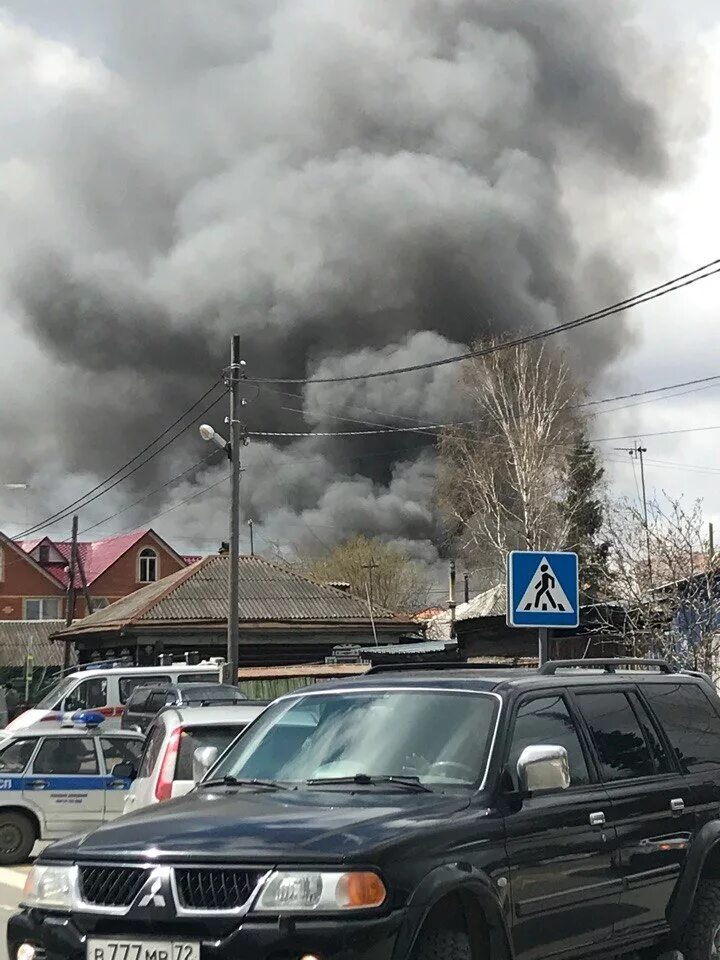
[87,940,199,960]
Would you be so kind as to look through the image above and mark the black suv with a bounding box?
[121,682,247,733]
[11,659,720,960]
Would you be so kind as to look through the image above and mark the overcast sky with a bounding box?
[2,0,720,571]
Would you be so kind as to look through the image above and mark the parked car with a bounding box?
[7,659,225,731]
[13,658,720,960]
[122,701,267,812]
[0,712,143,864]
[121,683,248,733]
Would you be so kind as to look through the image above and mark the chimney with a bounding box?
[218,542,229,555]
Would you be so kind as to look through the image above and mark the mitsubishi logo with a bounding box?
[137,873,167,909]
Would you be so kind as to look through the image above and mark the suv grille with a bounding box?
[174,868,261,911]
[79,866,147,907]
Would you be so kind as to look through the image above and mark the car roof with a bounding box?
[286,665,710,697]
[5,725,145,738]
[159,703,267,727]
[68,664,219,679]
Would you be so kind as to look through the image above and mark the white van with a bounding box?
[6,660,225,732]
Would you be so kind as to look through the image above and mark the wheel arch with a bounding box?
[669,821,720,931]
[392,864,513,960]
[0,804,41,839]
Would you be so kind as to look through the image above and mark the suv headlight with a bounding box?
[23,864,76,910]
[254,870,386,913]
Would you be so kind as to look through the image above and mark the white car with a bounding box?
[7,659,225,732]
[123,701,267,813]
[0,713,144,863]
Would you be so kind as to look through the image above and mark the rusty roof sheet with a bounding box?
[54,555,415,635]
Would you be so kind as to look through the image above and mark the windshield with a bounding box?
[210,689,499,789]
[35,677,78,709]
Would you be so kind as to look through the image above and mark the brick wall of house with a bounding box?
[0,545,65,620]
[74,533,186,617]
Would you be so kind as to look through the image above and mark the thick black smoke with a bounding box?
[0,0,686,576]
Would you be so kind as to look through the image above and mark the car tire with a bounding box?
[0,812,36,865]
[413,928,472,960]
[683,879,720,960]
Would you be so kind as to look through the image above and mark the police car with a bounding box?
[0,712,144,864]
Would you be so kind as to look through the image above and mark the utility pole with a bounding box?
[227,335,243,687]
[616,442,653,588]
[63,515,79,672]
[362,558,379,612]
[710,522,715,566]
[247,519,254,557]
[449,560,457,640]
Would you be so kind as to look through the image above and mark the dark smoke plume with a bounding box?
[0,0,685,577]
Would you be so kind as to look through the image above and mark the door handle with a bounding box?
[671,798,685,813]
[590,811,606,827]
[110,780,127,789]
[28,780,48,790]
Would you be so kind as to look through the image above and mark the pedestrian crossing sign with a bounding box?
[507,551,579,628]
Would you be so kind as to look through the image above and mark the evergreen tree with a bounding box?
[562,433,611,601]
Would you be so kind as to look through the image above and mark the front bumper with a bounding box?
[8,907,404,960]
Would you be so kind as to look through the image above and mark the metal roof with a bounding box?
[54,555,416,636]
[0,620,68,667]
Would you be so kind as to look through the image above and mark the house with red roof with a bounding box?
[0,529,192,622]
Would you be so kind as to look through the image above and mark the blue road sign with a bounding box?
[507,551,579,628]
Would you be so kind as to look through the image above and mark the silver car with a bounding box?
[123,702,267,814]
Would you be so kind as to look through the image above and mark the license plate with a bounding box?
[87,940,200,960]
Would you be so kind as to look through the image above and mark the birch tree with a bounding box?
[436,338,591,583]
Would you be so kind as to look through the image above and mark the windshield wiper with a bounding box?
[306,773,432,793]
[198,775,283,791]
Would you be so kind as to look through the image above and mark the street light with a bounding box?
[199,424,231,458]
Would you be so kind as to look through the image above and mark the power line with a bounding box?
[580,371,720,407]
[17,382,227,538]
[78,451,223,535]
[247,257,720,385]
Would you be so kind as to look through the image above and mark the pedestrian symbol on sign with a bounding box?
[507,550,579,629]
[518,557,573,613]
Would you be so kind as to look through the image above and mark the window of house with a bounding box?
[38,544,50,565]
[24,598,61,620]
[138,548,158,583]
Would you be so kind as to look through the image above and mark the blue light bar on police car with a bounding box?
[71,711,106,729]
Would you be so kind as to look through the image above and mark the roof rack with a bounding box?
[539,658,673,676]
[366,661,529,675]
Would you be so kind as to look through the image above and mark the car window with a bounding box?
[576,691,657,782]
[175,725,247,781]
[507,695,590,788]
[101,737,144,773]
[119,675,172,704]
[179,685,245,704]
[127,689,153,712]
[0,738,38,773]
[642,683,720,775]
[138,724,166,779]
[64,678,107,711]
[147,690,175,713]
[33,737,99,775]
[177,673,219,685]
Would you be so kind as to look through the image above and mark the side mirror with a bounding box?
[112,761,137,780]
[193,746,219,784]
[517,745,570,794]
